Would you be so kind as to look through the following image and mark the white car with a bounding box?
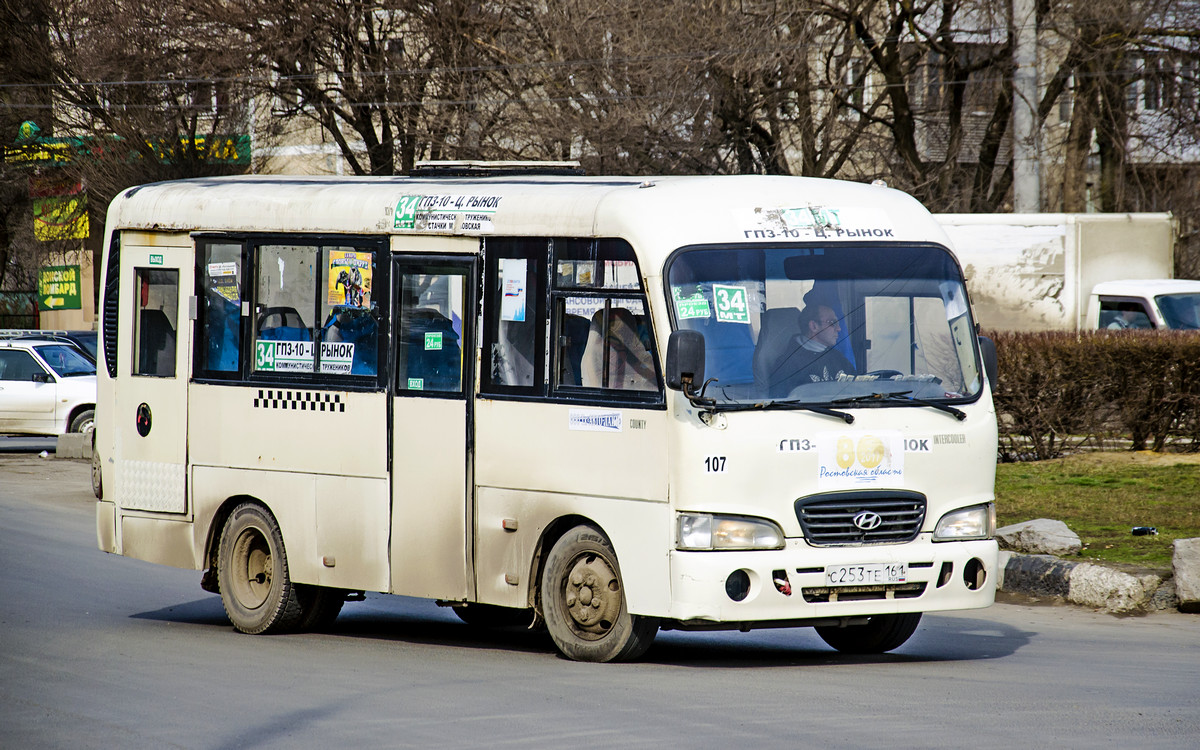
[0,338,97,436]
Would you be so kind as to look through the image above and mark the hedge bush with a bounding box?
[989,330,1200,460]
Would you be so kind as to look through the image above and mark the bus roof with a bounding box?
[106,174,953,272]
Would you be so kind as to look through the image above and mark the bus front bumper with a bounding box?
[663,536,997,626]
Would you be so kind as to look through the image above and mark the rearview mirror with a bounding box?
[977,335,998,391]
[665,330,705,392]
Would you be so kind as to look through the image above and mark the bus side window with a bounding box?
[252,244,317,374]
[552,238,661,395]
[133,268,178,378]
[198,243,243,374]
[318,247,378,376]
[482,239,545,394]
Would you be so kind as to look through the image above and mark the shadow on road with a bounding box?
[131,593,1033,666]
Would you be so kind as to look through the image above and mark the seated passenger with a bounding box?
[759,302,853,396]
[582,308,656,391]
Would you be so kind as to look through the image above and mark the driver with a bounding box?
[768,301,854,395]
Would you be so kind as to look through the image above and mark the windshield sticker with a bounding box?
[741,205,895,241]
[569,409,623,433]
[327,250,372,309]
[500,258,527,322]
[712,284,750,324]
[424,331,443,350]
[393,194,501,233]
[408,377,424,390]
[672,286,712,320]
[817,431,905,489]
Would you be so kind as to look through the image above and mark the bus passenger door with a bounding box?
[113,240,191,519]
[390,254,476,600]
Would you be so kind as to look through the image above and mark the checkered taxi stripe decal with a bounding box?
[253,389,345,412]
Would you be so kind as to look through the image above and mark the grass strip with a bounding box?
[995,452,1200,569]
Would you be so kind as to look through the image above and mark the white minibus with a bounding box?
[96,165,999,661]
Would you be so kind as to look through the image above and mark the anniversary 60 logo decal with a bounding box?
[816,431,905,489]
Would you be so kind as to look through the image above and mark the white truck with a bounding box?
[935,213,1195,331]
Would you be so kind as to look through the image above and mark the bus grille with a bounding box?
[795,491,926,546]
[801,582,927,603]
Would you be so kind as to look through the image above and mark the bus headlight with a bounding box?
[677,513,785,551]
[933,503,996,541]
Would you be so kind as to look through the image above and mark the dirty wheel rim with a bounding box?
[229,527,272,610]
[559,551,623,641]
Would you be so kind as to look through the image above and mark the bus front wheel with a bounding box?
[217,503,305,635]
[540,525,657,662]
[815,612,922,654]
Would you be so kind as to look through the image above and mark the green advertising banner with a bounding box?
[38,264,82,311]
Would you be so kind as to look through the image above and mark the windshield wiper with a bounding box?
[715,400,854,424]
[832,390,966,421]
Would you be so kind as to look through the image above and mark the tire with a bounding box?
[70,408,95,435]
[453,603,532,629]
[815,612,922,654]
[540,525,658,662]
[90,432,103,499]
[217,503,304,634]
[296,585,346,632]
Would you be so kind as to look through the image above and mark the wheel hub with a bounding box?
[230,528,272,610]
[561,552,621,638]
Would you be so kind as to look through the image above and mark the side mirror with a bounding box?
[665,329,705,392]
[977,335,998,391]
[31,372,54,384]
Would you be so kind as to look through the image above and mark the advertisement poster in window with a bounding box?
[500,258,527,322]
[208,262,240,303]
[327,250,372,309]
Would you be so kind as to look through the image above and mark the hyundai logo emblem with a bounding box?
[852,511,883,530]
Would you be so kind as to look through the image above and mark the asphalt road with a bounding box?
[0,435,58,453]
[2,455,1198,749]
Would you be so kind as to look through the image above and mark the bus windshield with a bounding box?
[666,243,982,407]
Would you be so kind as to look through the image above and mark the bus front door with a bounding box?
[389,254,477,600]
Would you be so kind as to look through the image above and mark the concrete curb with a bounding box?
[998,550,1178,613]
[54,433,92,460]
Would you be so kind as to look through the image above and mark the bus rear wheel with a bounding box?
[296,586,346,632]
[541,525,657,662]
[453,603,531,629]
[218,503,304,635]
[815,612,922,654]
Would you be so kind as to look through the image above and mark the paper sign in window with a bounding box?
[500,258,527,322]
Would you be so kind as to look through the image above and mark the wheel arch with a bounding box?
[200,494,266,593]
[66,403,95,432]
[527,514,606,614]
